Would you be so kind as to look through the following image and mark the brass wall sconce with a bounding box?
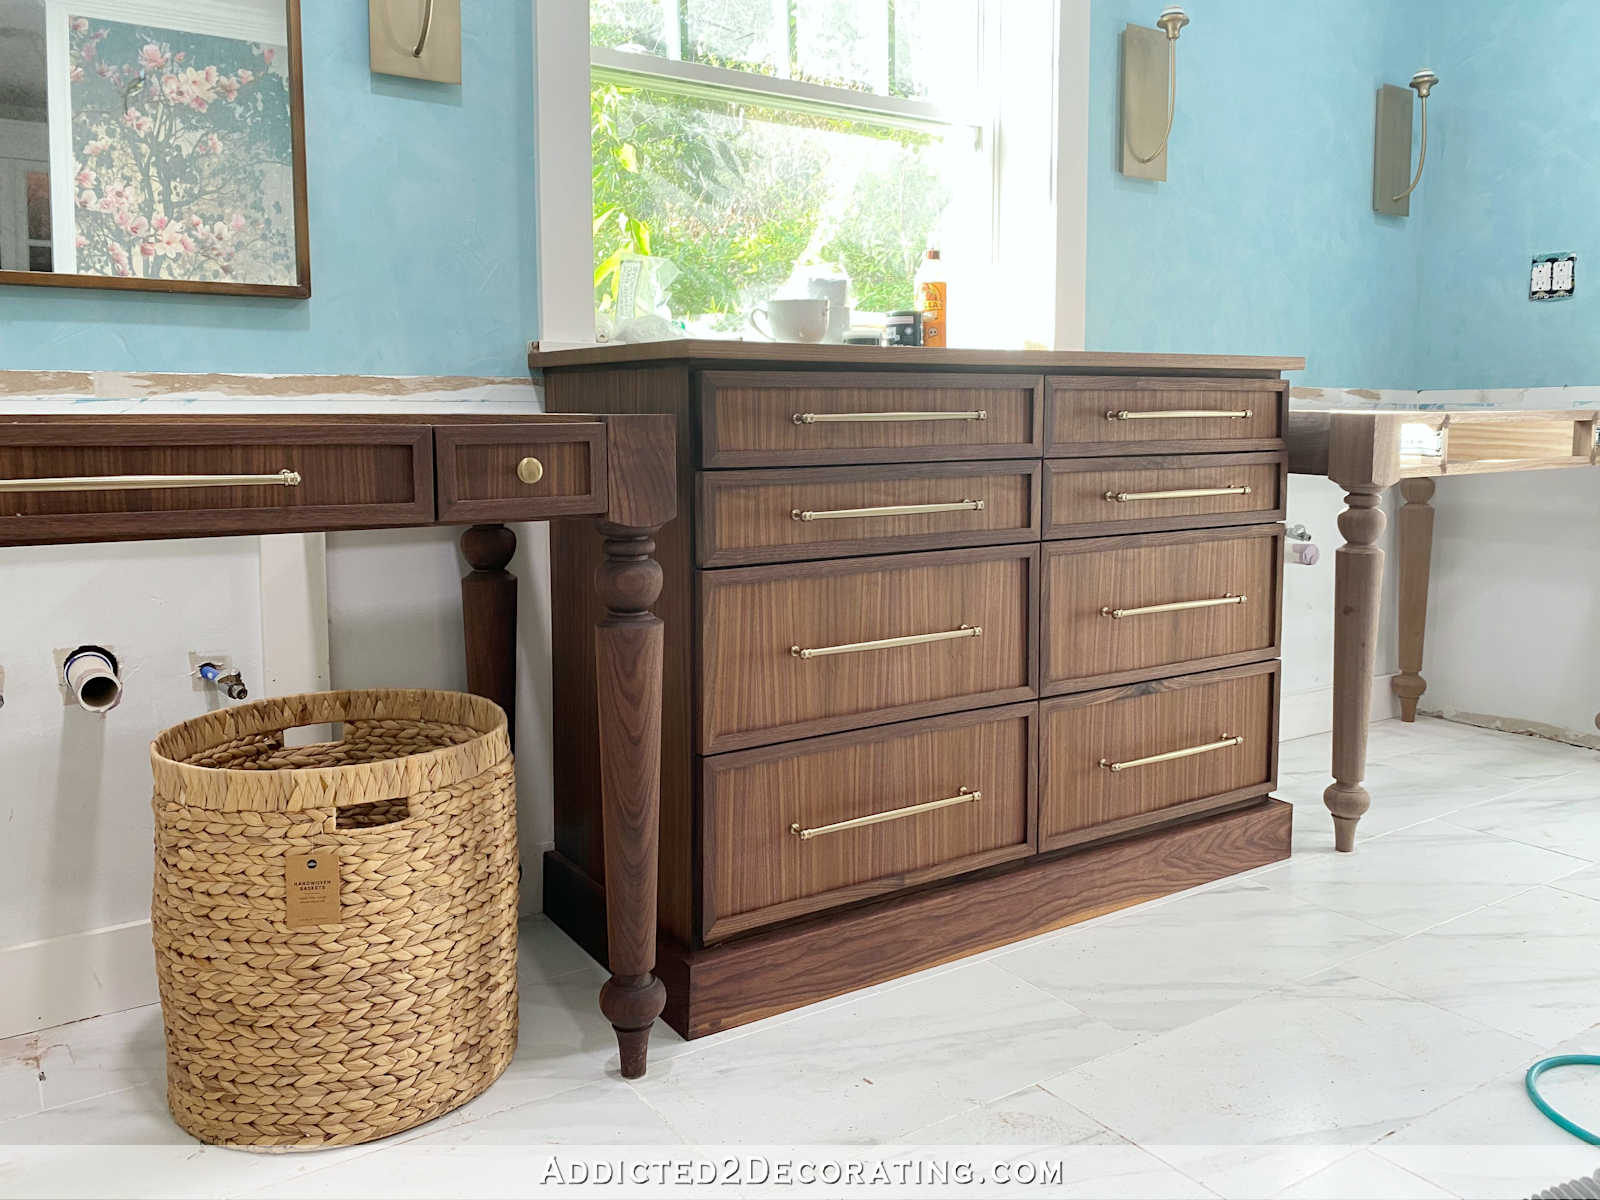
[1120,6,1191,181]
[370,0,461,83]
[1373,69,1439,216]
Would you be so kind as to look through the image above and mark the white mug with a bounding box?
[806,278,850,343]
[751,298,830,343]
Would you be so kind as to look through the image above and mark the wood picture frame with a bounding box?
[0,0,310,298]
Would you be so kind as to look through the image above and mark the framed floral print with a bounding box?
[0,0,309,297]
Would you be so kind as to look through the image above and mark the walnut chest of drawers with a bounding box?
[535,341,1300,1039]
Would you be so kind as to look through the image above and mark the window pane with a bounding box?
[682,0,781,75]
[591,0,668,55]
[794,1,888,93]
[891,0,980,101]
[592,81,976,331]
[591,1,981,102]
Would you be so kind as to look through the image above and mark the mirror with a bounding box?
[0,0,307,297]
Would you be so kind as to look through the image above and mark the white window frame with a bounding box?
[0,120,50,273]
[531,1,1086,351]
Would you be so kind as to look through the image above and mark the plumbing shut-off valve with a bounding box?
[197,661,249,701]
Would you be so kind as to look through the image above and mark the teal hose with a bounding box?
[1526,1056,1600,1144]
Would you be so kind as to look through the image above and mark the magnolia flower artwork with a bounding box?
[66,15,296,286]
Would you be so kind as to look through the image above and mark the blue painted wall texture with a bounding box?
[1085,0,1428,387]
[8,2,1578,390]
[1415,0,1594,389]
[0,4,538,377]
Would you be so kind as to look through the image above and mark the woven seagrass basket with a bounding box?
[148,689,519,1149]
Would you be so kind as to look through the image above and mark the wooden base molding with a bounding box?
[546,797,1291,1039]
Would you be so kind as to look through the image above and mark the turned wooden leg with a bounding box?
[1325,488,1387,852]
[1392,478,1436,722]
[593,521,667,1079]
[460,523,519,734]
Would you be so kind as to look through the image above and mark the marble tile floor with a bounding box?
[4,717,1600,1199]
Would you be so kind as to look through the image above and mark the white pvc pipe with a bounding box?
[64,648,122,713]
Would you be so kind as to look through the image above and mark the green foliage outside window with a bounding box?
[591,78,954,325]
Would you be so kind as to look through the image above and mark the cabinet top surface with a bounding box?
[528,340,1304,376]
[0,413,602,427]
[1293,407,1599,417]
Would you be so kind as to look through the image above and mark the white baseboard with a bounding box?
[1281,672,1401,743]
[2,839,557,1041]
[519,838,553,918]
[1,920,158,1039]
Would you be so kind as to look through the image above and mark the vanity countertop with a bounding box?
[528,339,1305,377]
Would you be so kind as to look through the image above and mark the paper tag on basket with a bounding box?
[285,851,341,928]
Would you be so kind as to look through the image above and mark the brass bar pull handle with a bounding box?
[792,499,985,522]
[0,470,301,494]
[1101,735,1244,773]
[790,623,981,660]
[412,0,435,56]
[1105,485,1251,503]
[790,787,981,841]
[1102,593,1245,620]
[793,410,987,425]
[1105,408,1253,421]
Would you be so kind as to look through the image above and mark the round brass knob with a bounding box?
[516,456,544,485]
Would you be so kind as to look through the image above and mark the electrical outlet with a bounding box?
[1531,252,1575,301]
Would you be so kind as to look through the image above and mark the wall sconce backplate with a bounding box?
[1373,84,1414,216]
[371,0,461,84]
[1120,23,1170,180]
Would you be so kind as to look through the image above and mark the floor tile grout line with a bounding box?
[623,1076,706,1146]
[1281,877,1588,986]
[0,1081,150,1131]
[1316,959,1550,1055]
[1430,813,1600,866]
[1451,769,1584,811]
[1031,971,1549,1182]
[1269,1143,1372,1197]
[1363,1145,1470,1200]
[1275,775,1581,846]
[1298,1144,1468,1199]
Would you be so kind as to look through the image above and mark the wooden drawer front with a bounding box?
[1046,377,1285,455]
[698,545,1037,753]
[1041,526,1282,694]
[0,422,432,543]
[697,461,1040,566]
[702,705,1036,940]
[699,371,1042,466]
[1044,453,1285,538]
[1039,663,1278,851]
[436,423,606,522]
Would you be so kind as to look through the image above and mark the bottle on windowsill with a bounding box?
[914,248,947,347]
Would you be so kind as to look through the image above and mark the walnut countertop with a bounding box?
[528,339,1304,377]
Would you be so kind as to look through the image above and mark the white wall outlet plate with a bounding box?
[1532,252,1575,301]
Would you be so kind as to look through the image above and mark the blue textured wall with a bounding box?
[1416,0,1593,389]
[0,4,538,377]
[1086,0,1427,387]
